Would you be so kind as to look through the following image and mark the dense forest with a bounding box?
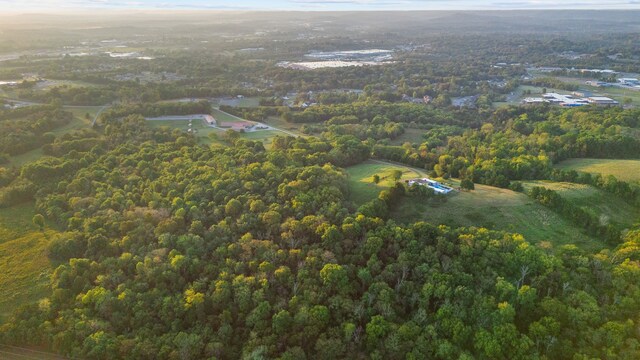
[0,109,638,359]
[1,10,639,360]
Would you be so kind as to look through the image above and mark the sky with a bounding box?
[1,0,639,11]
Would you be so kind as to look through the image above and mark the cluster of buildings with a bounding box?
[280,49,395,70]
[585,78,640,89]
[407,178,454,195]
[523,92,619,107]
[618,78,640,87]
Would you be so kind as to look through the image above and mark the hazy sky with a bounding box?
[1,0,639,11]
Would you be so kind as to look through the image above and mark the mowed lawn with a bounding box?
[211,108,254,125]
[0,203,55,322]
[147,119,226,145]
[147,117,285,148]
[215,96,261,108]
[346,161,426,206]
[522,180,640,232]
[555,158,640,183]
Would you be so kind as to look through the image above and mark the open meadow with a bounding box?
[346,160,426,206]
[347,162,605,251]
[555,158,640,183]
[0,203,54,323]
[522,180,640,232]
[4,106,96,167]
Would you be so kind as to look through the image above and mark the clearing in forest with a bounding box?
[347,163,605,251]
[522,180,640,232]
[346,160,425,206]
[555,158,640,183]
[0,203,55,323]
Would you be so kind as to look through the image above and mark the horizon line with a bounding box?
[2,8,640,14]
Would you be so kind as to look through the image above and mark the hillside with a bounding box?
[522,180,640,232]
[0,204,55,322]
[555,159,640,183]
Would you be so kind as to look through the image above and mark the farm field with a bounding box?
[0,203,55,323]
[346,162,604,251]
[555,158,640,183]
[522,180,640,232]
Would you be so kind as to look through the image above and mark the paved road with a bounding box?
[2,95,298,137]
[91,104,110,127]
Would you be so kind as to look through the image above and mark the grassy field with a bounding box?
[346,162,604,251]
[346,160,426,206]
[64,105,102,119]
[522,180,640,232]
[389,128,426,145]
[494,85,566,107]
[147,119,226,145]
[211,108,256,126]
[494,79,640,108]
[551,76,640,106]
[6,148,43,168]
[53,107,96,135]
[34,79,101,91]
[5,106,96,167]
[0,344,69,360]
[0,203,55,323]
[0,203,38,243]
[214,97,261,108]
[594,86,640,106]
[146,117,281,147]
[263,116,306,135]
[555,158,640,183]
[242,130,281,149]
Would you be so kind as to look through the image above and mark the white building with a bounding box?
[543,93,588,107]
[523,97,547,104]
[618,78,639,86]
[408,178,454,194]
[587,97,619,105]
